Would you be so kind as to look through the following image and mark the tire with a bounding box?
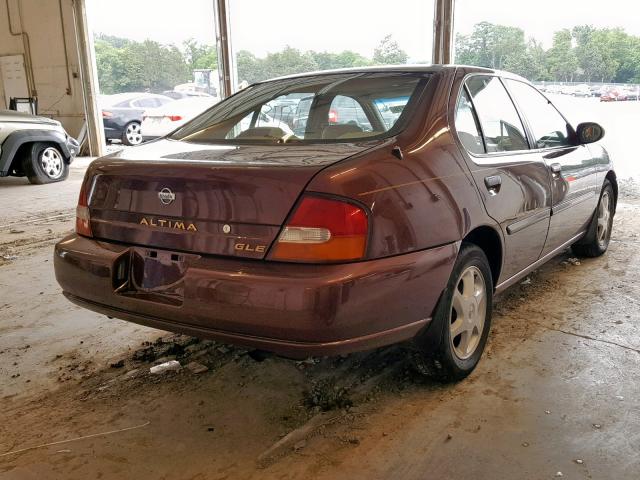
[412,243,493,382]
[121,121,142,146]
[23,142,69,184]
[572,180,615,257]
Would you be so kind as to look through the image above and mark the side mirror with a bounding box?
[576,122,605,144]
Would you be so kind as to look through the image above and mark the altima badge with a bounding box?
[158,187,176,205]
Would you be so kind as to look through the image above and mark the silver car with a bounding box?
[0,110,79,184]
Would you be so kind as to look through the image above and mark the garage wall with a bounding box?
[0,0,86,137]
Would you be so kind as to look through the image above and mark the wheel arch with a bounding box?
[462,225,503,288]
[0,130,71,175]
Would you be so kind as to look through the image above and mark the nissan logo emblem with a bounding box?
[158,187,176,205]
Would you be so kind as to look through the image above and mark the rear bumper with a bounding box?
[54,234,457,358]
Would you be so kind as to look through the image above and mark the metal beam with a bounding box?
[72,0,104,157]
[213,0,236,98]
[433,0,455,64]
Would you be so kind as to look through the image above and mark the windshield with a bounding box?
[170,72,429,144]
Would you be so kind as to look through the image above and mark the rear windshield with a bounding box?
[170,72,430,144]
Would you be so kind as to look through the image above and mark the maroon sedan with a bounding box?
[55,66,616,381]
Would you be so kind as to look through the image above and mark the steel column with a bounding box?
[72,0,105,156]
[213,0,236,98]
[433,0,455,64]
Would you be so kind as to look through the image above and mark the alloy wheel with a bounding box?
[449,266,487,360]
[39,147,64,179]
[126,123,142,145]
[597,191,612,247]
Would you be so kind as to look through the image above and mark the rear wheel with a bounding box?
[413,243,493,382]
[122,121,142,146]
[23,142,69,184]
[572,180,614,257]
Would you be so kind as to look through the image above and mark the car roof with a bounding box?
[265,64,527,84]
[100,92,172,106]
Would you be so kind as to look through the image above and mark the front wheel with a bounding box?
[23,142,69,184]
[572,180,614,257]
[122,121,142,146]
[413,243,493,382]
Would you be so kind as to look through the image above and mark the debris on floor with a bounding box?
[257,411,343,467]
[150,360,181,374]
[110,359,125,369]
[303,378,353,411]
[186,361,208,374]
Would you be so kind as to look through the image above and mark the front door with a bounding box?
[503,79,598,255]
[454,74,553,281]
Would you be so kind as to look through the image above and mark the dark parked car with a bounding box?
[100,93,174,145]
[55,66,616,381]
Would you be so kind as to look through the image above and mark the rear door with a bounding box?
[454,74,553,280]
[504,79,598,256]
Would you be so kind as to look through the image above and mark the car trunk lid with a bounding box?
[87,139,376,259]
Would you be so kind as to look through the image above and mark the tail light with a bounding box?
[167,115,183,122]
[328,109,338,123]
[76,180,92,237]
[102,111,113,118]
[270,196,368,262]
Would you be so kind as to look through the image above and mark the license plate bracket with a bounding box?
[114,248,187,306]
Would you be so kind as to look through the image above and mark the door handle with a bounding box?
[550,163,562,176]
[484,175,502,195]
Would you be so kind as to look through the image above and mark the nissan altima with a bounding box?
[55,66,616,381]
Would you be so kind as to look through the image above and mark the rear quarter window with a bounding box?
[465,75,529,153]
[454,88,485,155]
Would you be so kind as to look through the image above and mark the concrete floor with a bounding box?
[0,160,639,480]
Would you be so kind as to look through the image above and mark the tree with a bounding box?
[236,50,266,84]
[94,34,190,93]
[616,35,640,83]
[546,29,578,81]
[96,25,640,94]
[94,39,128,94]
[309,50,371,70]
[456,22,528,71]
[183,38,217,71]
[259,46,318,80]
[373,35,408,65]
[126,40,190,91]
[235,48,374,84]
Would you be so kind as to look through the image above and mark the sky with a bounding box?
[89,0,640,61]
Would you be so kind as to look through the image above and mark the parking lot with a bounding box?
[1,94,639,479]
